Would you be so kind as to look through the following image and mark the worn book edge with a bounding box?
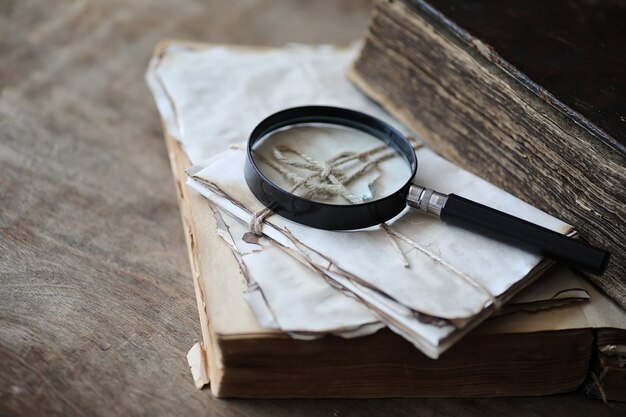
[152,39,292,394]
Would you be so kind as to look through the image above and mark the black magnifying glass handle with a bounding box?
[407,185,610,274]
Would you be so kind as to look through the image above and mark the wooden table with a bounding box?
[0,1,624,415]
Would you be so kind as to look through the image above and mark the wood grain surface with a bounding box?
[0,0,624,416]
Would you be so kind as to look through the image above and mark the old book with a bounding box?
[349,0,626,309]
[146,40,626,398]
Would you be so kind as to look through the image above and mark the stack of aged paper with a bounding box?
[146,41,626,398]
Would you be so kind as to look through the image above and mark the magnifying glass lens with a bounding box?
[252,124,413,206]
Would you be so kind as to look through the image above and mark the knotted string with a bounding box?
[257,143,397,204]
[249,142,401,235]
[381,224,500,310]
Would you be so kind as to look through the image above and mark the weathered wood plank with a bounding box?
[0,0,624,415]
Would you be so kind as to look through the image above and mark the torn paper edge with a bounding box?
[212,201,384,338]
[187,342,210,389]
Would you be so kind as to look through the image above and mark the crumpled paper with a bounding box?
[149,43,406,164]
[189,146,570,320]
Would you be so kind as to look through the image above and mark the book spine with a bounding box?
[349,0,626,308]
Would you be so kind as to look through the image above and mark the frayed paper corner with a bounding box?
[187,342,210,389]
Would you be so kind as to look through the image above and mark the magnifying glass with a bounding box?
[244,106,610,274]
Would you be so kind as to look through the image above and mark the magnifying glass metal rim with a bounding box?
[244,105,418,230]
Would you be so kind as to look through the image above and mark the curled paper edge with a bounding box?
[187,342,210,389]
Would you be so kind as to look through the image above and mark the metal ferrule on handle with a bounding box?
[407,185,448,217]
